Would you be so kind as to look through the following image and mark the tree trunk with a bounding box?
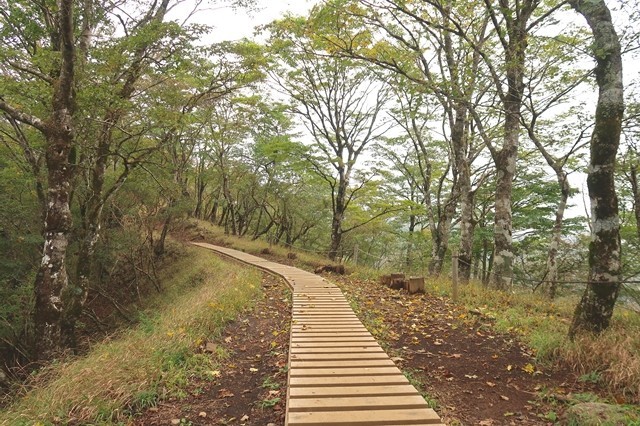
[458,174,476,284]
[545,171,570,299]
[329,169,348,261]
[491,18,529,290]
[428,197,455,276]
[33,0,76,355]
[154,215,171,256]
[569,0,624,337]
[629,163,640,241]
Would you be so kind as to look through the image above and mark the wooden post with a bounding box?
[452,251,459,302]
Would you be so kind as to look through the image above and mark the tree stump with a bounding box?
[407,276,425,294]
[380,275,392,286]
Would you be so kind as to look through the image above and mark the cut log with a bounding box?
[408,276,425,294]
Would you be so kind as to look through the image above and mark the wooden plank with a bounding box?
[291,342,381,348]
[289,366,401,377]
[289,375,409,387]
[289,352,390,360]
[287,394,428,411]
[291,333,372,338]
[290,359,395,368]
[288,384,419,398]
[290,337,375,342]
[287,408,442,425]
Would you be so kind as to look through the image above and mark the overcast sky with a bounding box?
[179,0,317,42]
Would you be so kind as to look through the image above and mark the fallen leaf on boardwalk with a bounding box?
[500,395,510,401]
[218,388,235,398]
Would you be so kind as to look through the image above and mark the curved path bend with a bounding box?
[193,242,445,426]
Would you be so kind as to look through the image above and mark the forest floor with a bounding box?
[134,272,291,426]
[329,274,603,426]
[135,244,609,426]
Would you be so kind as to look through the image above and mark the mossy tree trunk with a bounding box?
[568,0,624,337]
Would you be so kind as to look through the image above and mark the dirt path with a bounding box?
[134,273,291,426]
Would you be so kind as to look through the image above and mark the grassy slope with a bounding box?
[1,245,263,425]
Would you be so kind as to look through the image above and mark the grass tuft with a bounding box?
[1,246,262,425]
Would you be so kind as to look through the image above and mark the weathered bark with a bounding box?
[36,0,77,353]
[458,161,476,284]
[328,168,349,261]
[489,3,534,290]
[569,0,624,337]
[428,195,456,276]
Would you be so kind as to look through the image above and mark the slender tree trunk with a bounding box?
[428,197,456,276]
[406,214,416,268]
[545,172,570,299]
[569,0,624,337]
[458,176,476,284]
[154,215,171,256]
[630,164,640,241]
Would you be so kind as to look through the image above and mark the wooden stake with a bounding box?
[452,251,459,303]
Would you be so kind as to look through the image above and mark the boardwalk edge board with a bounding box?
[191,242,444,426]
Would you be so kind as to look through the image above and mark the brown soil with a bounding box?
[133,272,291,426]
[329,275,603,426]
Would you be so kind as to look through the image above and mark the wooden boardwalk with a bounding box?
[193,242,444,426]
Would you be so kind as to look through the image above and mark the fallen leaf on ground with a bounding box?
[218,388,235,398]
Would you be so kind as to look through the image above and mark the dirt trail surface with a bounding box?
[134,272,291,426]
